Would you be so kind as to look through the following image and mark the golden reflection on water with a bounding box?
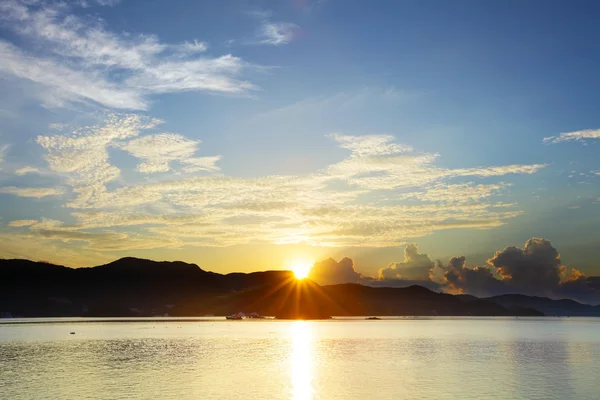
[290,321,313,400]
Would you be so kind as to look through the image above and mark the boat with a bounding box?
[245,312,265,319]
[226,312,245,320]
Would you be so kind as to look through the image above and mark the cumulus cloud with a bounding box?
[543,129,600,144]
[307,254,442,291]
[429,238,600,302]
[308,257,362,285]
[0,0,258,109]
[435,256,508,297]
[317,238,600,304]
[378,244,433,281]
[488,238,563,295]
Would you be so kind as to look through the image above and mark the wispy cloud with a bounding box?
[0,0,258,110]
[0,144,8,170]
[15,166,41,176]
[543,129,600,144]
[0,186,62,198]
[3,114,548,254]
[245,9,299,46]
[118,133,220,174]
[8,220,38,227]
[258,22,298,45]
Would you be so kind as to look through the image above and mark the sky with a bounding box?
[1,0,600,301]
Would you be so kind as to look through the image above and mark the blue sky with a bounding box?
[0,0,599,285]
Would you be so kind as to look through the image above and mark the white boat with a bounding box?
[226,312,245,320]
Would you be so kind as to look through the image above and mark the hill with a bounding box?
[0,257,543,318]
[484,294,600,317]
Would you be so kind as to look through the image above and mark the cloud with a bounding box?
[246,9,298,46]
[15,166,41,176]
[0,144,8,169]
[8,219,38,227]
[543,129,600,144]
[308,257,363,285]
[7,218,181,251]
[558,274,600,305]
[258,22,298,45]
[318,237,600,303]
[0,0,258,109]
[175,40,208,54]
[436,256,508,297]
[329,133,413,157]
[307,254,442,291]
[378,244,433,281]
[36,113,161,208]
[118,133,220,174]
[0,41,147,109]
[0,186,62,198]
[430,238,600,302]
[92,0,122,6]
[5,114,548,254]
[398,182,511,204]
[488,237,563,295]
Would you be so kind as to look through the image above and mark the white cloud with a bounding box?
[118,133,220,174]
[0,186,62,198]
[543,129,600,144]
[378,244,434,280]
[398,182,511,204]
[182,156,222,173]
[329,133,413,157]
[94,0,122,6]
[5,115,547,254]
[0,144,8,168]
[0,0,258,110]
[37,113,162,207]
[8,219,38,227]
[15,166,41,175]
[175,40,208,54]
[325,134,546,191]
[245,8,298,46]
[258,22,298,45]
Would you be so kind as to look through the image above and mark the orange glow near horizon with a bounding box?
[291,260,312,280]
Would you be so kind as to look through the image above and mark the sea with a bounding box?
[1,317,599,399]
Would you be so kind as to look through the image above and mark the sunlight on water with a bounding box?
[1,318,600,399]
[291,321,313,400]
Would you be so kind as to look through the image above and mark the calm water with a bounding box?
[1,317,599,399]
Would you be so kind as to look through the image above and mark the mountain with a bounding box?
[484,294,600,316]
[0,257,543,318]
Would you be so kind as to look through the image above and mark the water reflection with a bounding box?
[291,321,313,400]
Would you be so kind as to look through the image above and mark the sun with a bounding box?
[290,260,312,280]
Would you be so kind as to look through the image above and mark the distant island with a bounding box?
[2,257,598,319]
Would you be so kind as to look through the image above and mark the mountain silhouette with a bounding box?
[0,257,547,318]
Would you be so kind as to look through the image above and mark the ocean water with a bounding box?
[1,317,599,399]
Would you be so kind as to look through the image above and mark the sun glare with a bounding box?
[291,260,312,280]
